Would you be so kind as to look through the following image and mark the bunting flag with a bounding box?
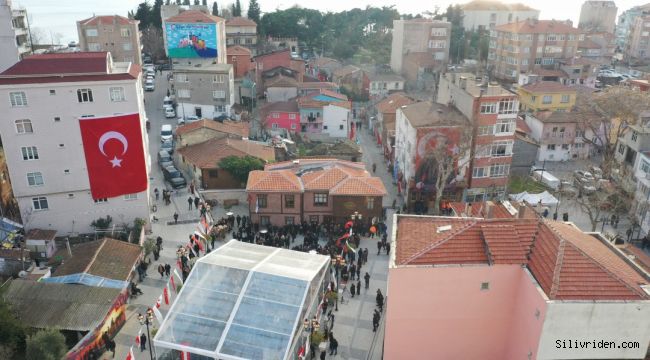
[163,285,170,305]
[126,346,134,360]
[152,305,164,324]
[189,245,198,258]
[335,233,350,247]
[344,220,354,229]
[346,240,358,254]
[170,275,177,293]
[135,329,141,345]
[173,268,184,285]
[155,295,162,309]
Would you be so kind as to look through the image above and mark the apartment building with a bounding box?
[437,73,518,202]
[77,15,142,65]
[578,1,618,34]
[461,0,540,31]
[0,0,31,72]
[390,19,451,74]
[616,3,650,49]
[0,52,150,234]
[524,111,591,161]
[298,91,351,138]
[489,19,582,81]
[367,73,405,98]
[625,14,650,61]
[225,17,257,55]
[517,81,576,112]
[162,9,227,64]
[631,150,650,238]
[173,62,234,119]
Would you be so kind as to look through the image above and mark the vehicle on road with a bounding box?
[163,166,186,188]
[165,107,176,118]
[161,124,173,142]
[532,170,560,190]
[158,150,173,168]
[177,115,200,125]
[573,170,595,184]
[163,96,175,110]
[144,79,154,91]
[161,139,174,154]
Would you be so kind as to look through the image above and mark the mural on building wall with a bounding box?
[165,23,218,58]
[414,127,461,192]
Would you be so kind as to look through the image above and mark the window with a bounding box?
[642,160,650,174]
[560,94,570,103]
[521,59,529,65]
[428,40,446,48]
[547,144,556,150]
[77,88,94,103]
[632,132,638,142]
[495,119,515,134]
[54,117,61,122]
[120,28,130,37]
[477,126,493,136]
[88,42,101,51]
[618,143,625,154]
[64,169,70,174]
[27,172,43,186]
[339,125,344,130]
[85,28,98,37]
[15,119,32,134]
[490,140,513,156]
[213,90,226,99]
[216,105,226,113]
[176,74,189,82]
[285,216,294,225]
[309,215,319,224]
[272,123,278,129]
[481,282,490,291]
[94,198,108,203]
[472,167,488,178]
[542,95,552,104]
[260,216,270,226]
[21,146,39,160]
[367,197,375,209]
[177,89,191,98]
[285,195,295,208]
[289,113,296,119]
[257,194,267,208]
[272,112,279,118]
[109,87,125,102]
[124,193,138,200]
[49,90,56,95]
[291,123,297,130]
[489,164,509,177]
[213,74,225,83]
[561,144,569,150]
[32,197,48,210]
[498,98,517,114]
[480,102,497,114]
[314,193,328,206]
[9,91,27,107]
[122,42,132,51]
[208,169,218,178]
[431,28,447,36]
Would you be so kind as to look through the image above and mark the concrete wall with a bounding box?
[174,66,234,113]
[579,1,617,33]
[78,19,142,65]
[266,87,297,103]
[536,301,650,359]
[512,137,539,176]
[0,1,19,73]
[394,108,417,185]
[0,76,150,234]
[322,104,349,138]
[462,9,540,30]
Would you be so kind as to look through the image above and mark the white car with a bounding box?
[143,64,155,72]
[177,115,199,125]
[165,107,176,118]
[144,80,154,91]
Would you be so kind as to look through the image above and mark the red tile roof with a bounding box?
[449,201,538,219]
[247,170,302,192]
[227,45,252,56]
[298,82,338,90]
[331,177,387,196]
[520,81,575,93]
[1,52,109,76]
[78,15,135,26]
[166,10,224,24]
[496,20,581,34]
[25,229,57,241]
[620,244,650,274]
[226,16,257,26]
[177,137,275,168]
[394,216,650,300]
[175,119,249,138]
[516,118,532,134]
[375,92,416,114]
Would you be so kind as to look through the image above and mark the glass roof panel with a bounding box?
[173,286,238,322]
[244,272,307,306]
[189,262,248,294]
[157,312,226,351]
[233,296,300,335]
[219,324,290,360]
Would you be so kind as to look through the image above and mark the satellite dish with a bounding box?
[18,271,27,278]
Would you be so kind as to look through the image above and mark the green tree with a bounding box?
[247,0,260,24]
[194,0,200,5]
[134,2,153,30]
[0,291,25,358]
[25,329,66,360]
[165,0,171,5]
[235,0,242,16]
[182,0,190,5]
[218,156,265,184]
[202,0,207,5]
[151,0,164,29]
[211,1,219,16]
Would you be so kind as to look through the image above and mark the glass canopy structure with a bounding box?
[154,240,330,360]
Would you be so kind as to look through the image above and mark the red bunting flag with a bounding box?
[163,285,170,305]
[126,346,134,360]
[170,275,176,293]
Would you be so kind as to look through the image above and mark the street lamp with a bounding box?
[351,211,363,234]
[331,255,345,311]
[138,308,156,360]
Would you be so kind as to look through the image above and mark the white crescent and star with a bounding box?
[98,131,129,168]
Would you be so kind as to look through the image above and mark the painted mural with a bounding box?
[165,23,218,58]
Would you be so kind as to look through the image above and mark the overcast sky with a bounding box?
[14,0,643,42]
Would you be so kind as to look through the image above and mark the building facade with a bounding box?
[367,73,405,99]
[489,20,582,81]
[162,8,227,64]
[173,63,234,119]
[260,100,300,133]
[578,1,618,34]
[0,52,150,234]
[298,91,351,137]
[517,81,577,112]
[625,14,650,61]
[616,4,650,49]
[461,0,540,31]
[436,73,518,202]
[77,15,142,65]
[524,112,590,161]
[0,0,31,73]
[225,17,257,55]
[390,19,451,74]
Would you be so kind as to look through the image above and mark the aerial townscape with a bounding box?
[2,0,650,359]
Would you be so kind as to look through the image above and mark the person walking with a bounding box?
[364,272,370,289]
[329,336,338,355]
[154,188,159,201]
[385,242,391,255]
[376,289,384,311]
[187,196,193,210]
[356,265,361,280]
[320,350,326,360]
[164,263,171,277]
[174,212,179,224]
[189,183,195,195]
[140,333,147,352]
[356,279,361,296]
[372,312,379,332]
[350,264,356,280]
[350,282,356,298]
[372,163,376,173]
[194,196,200,210]
[157,264,165,278]
[377,240,382,255]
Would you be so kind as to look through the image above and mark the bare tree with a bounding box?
[574,85,650,176]
[572,186,630,232]
[141,26,166,62]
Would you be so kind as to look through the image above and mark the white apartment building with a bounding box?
[322,103,350,138]
[0,0,31,73]
[173,62,235,119]
[461,0,540,31]
[0,52,150,235]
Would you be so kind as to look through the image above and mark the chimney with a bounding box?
[485,202,494,219]
[466,202,472,216]
[517,204,527,219]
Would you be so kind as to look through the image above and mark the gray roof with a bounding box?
[401,101,468,128]
[3,280,122,331]
[368,73,405,82]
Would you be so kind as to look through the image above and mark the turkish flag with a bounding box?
[79,113,147,199]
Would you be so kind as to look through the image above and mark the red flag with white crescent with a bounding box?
[78,113,147,199]
[135,329,141,345]
[155,295,162,308]
[170,275,176,293]
[163,285,170,305]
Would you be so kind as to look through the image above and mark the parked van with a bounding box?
[532,170,560,190]
[161,124,173,142]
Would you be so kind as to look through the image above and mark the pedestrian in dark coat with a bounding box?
[364,272,370,289]
[350,283,356,298]
[236,214,241,226]
[140,333,147,351]
[194,196,200,210]
[157,264,164,278]
[320,350,326,360]
[385,242,391,255]
[164,263,171,277]
[173,212,179,224]
[187,196,193,210]
[329,337,338,355]
[377,241,382,255]
[356,280,361,295]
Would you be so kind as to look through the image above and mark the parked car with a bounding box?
[161,139,174,154]
[158,150,173,168]
[163,96,174,110]
[144,79,154,91]
[163,166,186,189]
[589,166,603,180]
[574,170,595,184]
[161,124,173,142]
[177,115,200,125]
[165,107,176,118]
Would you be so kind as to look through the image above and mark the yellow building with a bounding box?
[518,81,576,112]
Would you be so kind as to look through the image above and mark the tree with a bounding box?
[202,0,207,5]
[134,2,153,29]
[218,156,265,184]
[182,0,190,5]
[572,187,630,232]
[25,329,67,360]
[151,0,164,29]
[234,0,242,16]
[194,0,200,5]
[141,26,166,61]
[247,0,260,24]
[0,292,25,358]
[211,1,219,16]
[91,215,113,231]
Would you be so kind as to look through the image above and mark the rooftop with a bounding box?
[177,137,275,169]
[393,216,650,300]
[165,10,224,24]
[375,92,416,114]
[154,240,329,360]
[332,65,362,78]
[3,280,122,331]
[462,0,537,11]
[175,119,249,138]
[227,45,252,56]
[443,72,515,97]
[368,73,405,82]
[530,111,578,123]
[400,101,468,128]
[78,15,136,26]
[225,16,257,26]
[172,62,232,72]
[495,19,581,34]
[261,100,300,116]
[404,52,442,67]
[448,200,538,219]
[25,229,57,241]
[520,81,576,93]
